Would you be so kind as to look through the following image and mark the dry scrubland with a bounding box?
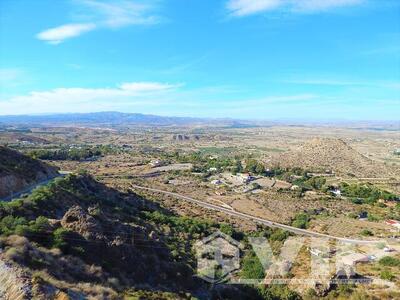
[0,123,399,299]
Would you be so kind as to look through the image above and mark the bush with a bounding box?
[291,213,310,229]
[258,285,301,300]
[367,214,381,222]
[360,229,373,236]
[0,216,28,235]
[52,227,70,250]
[379,256,400,267]
[269,229,289,242]
[240,253,265,279]
[380,269,395,281]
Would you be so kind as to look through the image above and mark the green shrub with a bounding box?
[240,253,265,279]
[0,216,28,235]
[258,285,301,300]
[52,227,70,250]
[269,229,289,242]
[360,229,373,236]
[367,214,381,222]
[379,256,400,267]
[291,213,310,229]
[380,269,395,281]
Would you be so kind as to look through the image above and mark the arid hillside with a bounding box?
[274,138,397,178]
[0,146,59,199]
[0,169,260,299]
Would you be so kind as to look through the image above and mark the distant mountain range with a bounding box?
[0,112,229,127]
[0,111,398,129]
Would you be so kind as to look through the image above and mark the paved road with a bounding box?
[0,174,63,202]
[131,184,380,244]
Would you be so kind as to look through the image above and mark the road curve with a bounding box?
[0,174,64,202]
[131,184,380,244]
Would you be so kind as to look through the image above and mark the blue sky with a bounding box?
[0,0,399,120]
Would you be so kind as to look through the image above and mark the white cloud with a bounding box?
[0,82,181,114]
[36,23,96,44]
[36,0,160,44]
[227,0,282,17]
[82,0,160,28]
[118,82,181,91]
[226,0,364,17]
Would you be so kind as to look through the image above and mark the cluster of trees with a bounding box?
[340,182,398,203]
[275,167,308,181]
[292,176,327,191]
[143,210,238,238]
[159,150,271,176]
[243,159,266,175]
[28,145,119,161]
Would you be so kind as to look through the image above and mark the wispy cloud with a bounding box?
[0,82,181,114]
[285,77,400,90]
[82,0,161,28]
[118,82,182,91]
[36,23,96,44]
[226,0,364,17]
[227,0,282,17]
[36,0,161,44]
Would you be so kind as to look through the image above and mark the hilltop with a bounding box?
[274,138,396,178]
[0,146,59,199]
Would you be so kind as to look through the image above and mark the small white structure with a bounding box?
[237,173,254,184]
[329,188,341,197]
[310,248,324,257]
[149,159,164,167]
[208,167,218,172]
[383,247,395,252]
[290,185,300,191]
[211,179,223,185]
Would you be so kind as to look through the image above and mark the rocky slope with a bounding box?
[0,172,262,299]
[274,138,396,178]
[0,146,59,199]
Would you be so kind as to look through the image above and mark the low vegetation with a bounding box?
[28,145,121,161]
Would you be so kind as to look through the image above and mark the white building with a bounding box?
[329,188,341,197]
[237,173,254,184]
[211,179,223,185]
[149,159,164,167]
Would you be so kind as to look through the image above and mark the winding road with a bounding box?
[131,184,381,244]
[0,173,384,244]
[0,174,65,202]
